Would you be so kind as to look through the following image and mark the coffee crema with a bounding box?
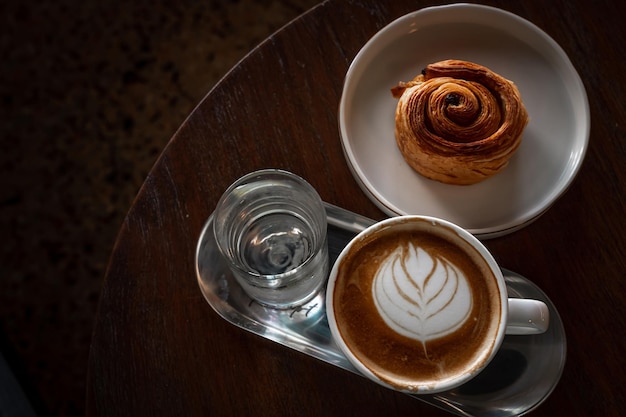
[333,223,502,391]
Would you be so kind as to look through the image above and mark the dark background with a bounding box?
[0,0,319,415]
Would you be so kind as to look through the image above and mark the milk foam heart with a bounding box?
[372,242,472,343]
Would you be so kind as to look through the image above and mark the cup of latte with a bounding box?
[326,216,549,394]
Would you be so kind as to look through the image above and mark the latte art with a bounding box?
[372,242,472,343]
[330,223,502,393]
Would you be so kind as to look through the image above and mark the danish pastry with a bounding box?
[391,60,528,185]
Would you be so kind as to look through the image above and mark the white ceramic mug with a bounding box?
[326,215,549,394]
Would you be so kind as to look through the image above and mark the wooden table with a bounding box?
[86,1,625,416]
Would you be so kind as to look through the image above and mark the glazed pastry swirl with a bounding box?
[392,60,529,185]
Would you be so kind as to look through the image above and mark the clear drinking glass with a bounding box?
[213,169,329,309]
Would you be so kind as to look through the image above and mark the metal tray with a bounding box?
[195,203,566,417]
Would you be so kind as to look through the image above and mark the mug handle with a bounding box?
[506,298,550,335]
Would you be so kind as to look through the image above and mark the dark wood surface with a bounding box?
[86,1,625,416]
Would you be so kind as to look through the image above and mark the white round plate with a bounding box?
[338,3,589,239]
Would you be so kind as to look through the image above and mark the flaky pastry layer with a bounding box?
[392,60,529,185]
